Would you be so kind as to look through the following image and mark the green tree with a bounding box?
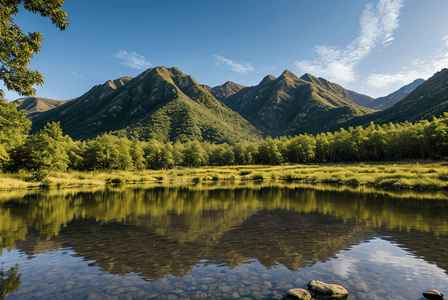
[181,141,207,167]
[8,122,70,171]
[0,100,31,168]
[1,0,69,98]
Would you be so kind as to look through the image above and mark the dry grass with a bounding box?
[1,161,447,191]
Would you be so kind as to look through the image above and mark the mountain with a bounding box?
[343,69,448,127]
[206,81,246,101]
[13,97,71,120]
[300,73,375,108]
[367,78,425,110]
[219,71,374,136]
[29,67,263,143]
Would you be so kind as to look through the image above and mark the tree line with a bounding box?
[1,100,448,172]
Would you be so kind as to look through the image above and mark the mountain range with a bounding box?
[14,66,446,144]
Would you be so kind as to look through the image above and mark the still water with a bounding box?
[1,181,448,299]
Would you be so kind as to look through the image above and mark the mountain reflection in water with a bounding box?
[1,182,448,299]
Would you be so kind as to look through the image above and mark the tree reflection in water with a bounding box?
[0,264,21,300]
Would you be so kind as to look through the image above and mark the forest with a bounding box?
[1,99,448,173]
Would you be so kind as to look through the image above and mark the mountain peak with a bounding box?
[222,81,244,88]
[300,73,317,83]
[260,75,276,85]
[279,70,299,80]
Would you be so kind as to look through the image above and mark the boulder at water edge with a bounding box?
[423,290,446,300]
[308,280,349,298]
[287,288,312,300]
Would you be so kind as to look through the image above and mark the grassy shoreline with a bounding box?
[1,160,448,191]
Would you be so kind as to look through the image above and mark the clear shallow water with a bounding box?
[1,182,448,299]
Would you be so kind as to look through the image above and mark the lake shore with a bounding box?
[1,160,447,191]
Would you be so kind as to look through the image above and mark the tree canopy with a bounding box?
[0,0,69,98]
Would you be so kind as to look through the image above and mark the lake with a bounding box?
[1,181,448,299]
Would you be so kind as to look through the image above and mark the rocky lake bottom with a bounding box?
[1,183,448,299]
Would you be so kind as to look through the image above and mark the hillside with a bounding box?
[220,70,374,136]
[368,78,425,110]
[300,73,375,108]
[30,67,263,143]
[207,81,246,101]
[343,68,448,127]
[13,97,71,120]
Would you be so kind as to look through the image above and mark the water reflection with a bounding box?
[1,182,448,299]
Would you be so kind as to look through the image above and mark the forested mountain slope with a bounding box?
[206,81,246,101]
[30,67,263,143]
[300,73,375,108]
[367,78,425,110]
[343,68,448,128]
[220,71,374,136]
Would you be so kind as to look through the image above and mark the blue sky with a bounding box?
[4,0,448,101]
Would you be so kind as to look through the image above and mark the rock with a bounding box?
[423,290,446,300]
[308,280,349,298]
[287,288,312,300]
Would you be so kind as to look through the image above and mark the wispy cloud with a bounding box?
[367,71,420,88]
[212,54,255,74]
[115,50,152,69]
[366,56,448,90]
[443,34,448,47]
[70,71,87,80]
[294,0,403,83]
[367,35,448,90]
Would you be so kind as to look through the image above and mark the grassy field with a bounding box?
[1,160,447,191]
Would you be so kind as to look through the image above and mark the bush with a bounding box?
[238,170,252,176]
[106,177,125,184]
[192,177,201,183]
[251,173,264,180]
[438,172,448,181]
[282,173,296,181]
[40,179,52,189]
[34,170,48,182]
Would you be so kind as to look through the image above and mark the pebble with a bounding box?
[287,288,312,300]
[423,290,446,300]
[308,280,349,297]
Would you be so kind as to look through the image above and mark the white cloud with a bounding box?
[367,70,419,88]
[115,50,152,69]
[294,0,403,83]
[443,35,448,47]
[367,52,448,90]
[70,71,87,80]
[212,54,255,74]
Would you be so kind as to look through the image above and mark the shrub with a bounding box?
[40,179,52,189]
[251,173,264,180]
[34,170,48,182]
[282,173,296,181]
[106,177,125,184]
[438,172,448,181]
[238,170,252,176]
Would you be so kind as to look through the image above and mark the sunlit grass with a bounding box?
[1,161,448,191]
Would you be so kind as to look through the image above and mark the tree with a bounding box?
[1,0,69,98]
[0,99,31,168]
[8,122,70,171]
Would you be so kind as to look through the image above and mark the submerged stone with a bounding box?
[308,280,349,298]
[287,288,312,300]
[423,290,446,300]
